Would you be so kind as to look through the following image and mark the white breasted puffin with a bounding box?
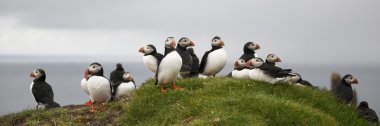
[263,54,292,72]
[85,62,112,112]
[155,37,183,91]
[29,69,60,109]
[114,72,136,99]
[240,42,261,61]
[176,37,195,72]
[231,59,250,79]
[333,74,358,104]
[199,36,227,77]
[139,44,164,73]
[187,46,200,78]
[246,58,288,84]
[357,101,379,123]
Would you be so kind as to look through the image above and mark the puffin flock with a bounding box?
[29,36,378,122]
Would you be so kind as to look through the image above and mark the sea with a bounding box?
[0,62,379,116]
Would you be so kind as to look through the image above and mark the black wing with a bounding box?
[240,54,255,61]
[153,53,164,65]
[199,51,211,73]
[259,65,290,78]
[32,81,54,104]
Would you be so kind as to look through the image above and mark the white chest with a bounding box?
[157,52,182,83]
[143,55,158,73]
[203,49,227,75]
[232,69,250,79]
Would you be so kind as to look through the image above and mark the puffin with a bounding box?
[109,63,126,96]
[333,74,359,104]
[240,42,261,61]
[246,57,288,84]
[176,37,195,72]
[29,69,60,109]
[187,46,200,78]
[231,59,250,79]
[113,72,136,99]
[357,101,379,123]
[287,73,314,87]
[139,44,164,73]
[155,37,183,91]
[263,54,292,72]
[199,36,227,77]
[85,62,112,112]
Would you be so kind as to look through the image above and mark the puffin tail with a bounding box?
[46,101,61,108]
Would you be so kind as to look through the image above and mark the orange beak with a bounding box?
[220,40,225,46]
[172,41,177,48]
[190,41,195,46]
[352,78,359,84]
[256,44,261,50]
[85,68,89,80]
[30,72,35,77]
[138,47,145,53]
[246,60,252,67]
[234,61,239,68]
[276,57,282,62]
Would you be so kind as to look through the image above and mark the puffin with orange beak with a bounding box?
[155,37,184,92]
[199,36,227,77]
[85,62,112,112]
[139,44,164,73]
[261,54,292,76]
[240,42,261,61]
[333,74,359,104]
[29,69,60,109]
[176,37,196,75]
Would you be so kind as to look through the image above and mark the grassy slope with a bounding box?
[0,77,372,125]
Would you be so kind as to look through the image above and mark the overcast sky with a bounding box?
[0,0,379,65]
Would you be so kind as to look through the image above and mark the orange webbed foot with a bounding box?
[86,100,93,106]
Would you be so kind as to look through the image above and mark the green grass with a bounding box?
[0,77,374,125]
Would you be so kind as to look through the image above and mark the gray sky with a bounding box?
[0,0,379,65]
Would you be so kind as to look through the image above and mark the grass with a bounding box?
[0,77,374,125]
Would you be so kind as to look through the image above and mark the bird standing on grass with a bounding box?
[333,74,358,104]
[155,37,183,92]
[199,36,227,78]
[139,44,164,73]
[29,69,60,109]
[85,62,112,112]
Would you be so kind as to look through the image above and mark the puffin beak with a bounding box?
[172,41,177,48]
[352,78,359,84]
[256,44,261,50]
[276,57,282,62]
[190,41,195,46]
[30,72,35,77]
[234,61,239,68]
[85,68,89,80]
[220,40,225,46]
[138,47,145,53]
[246,60,252,68]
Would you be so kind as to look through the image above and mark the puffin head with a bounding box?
[342,74,359,84]
[139,44,156,55]
[123,72,134,81]
[289,73,302,83]
[234,59,247,69]
[358,101,369,108]
[178,37,195,48]
[245,42,261,51]
[30,69,46,79]
[211,36,224,47]
[165,37,176,48]
[266,54,282,63]
[246,57,264,68]
[88,62,103,76]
